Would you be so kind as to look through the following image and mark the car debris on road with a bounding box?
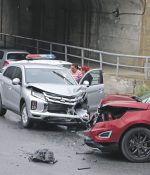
[29,149,57,164]
[77,167,91,170]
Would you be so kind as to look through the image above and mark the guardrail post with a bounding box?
[144,57,149,80]
[116,56,120,76]
[0,33,2,40]
[4,34,6,48]
[50,43,52,53]
[100,53,103,69]
[81,49,84,66]
[65,46,67,61]
[36,40,39,53]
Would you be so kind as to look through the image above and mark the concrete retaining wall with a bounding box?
[0,0,144,59]
[104,74,136,95]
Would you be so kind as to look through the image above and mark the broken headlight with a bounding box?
[31,90,46,101]
[98,130,112,138]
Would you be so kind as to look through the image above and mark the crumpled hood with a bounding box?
[27,83,86,97]
[103,100,149,109]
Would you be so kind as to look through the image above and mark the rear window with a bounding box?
[7,53,28,61]
[62,64,71,69]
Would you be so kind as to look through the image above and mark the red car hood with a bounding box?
[102,100,149,109]
[100,95,134,105]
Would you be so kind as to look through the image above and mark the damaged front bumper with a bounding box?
[28,89,89,125]
[84,137,118,152]
[28,104,89,125]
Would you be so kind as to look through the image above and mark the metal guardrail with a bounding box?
[0,33,150,79]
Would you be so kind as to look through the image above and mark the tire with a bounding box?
[121,127,150,162]
[21,103,33,128]
[0,94,7,116]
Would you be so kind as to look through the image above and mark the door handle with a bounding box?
[8,86,12,90]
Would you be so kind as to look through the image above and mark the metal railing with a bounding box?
[0,33,150,79]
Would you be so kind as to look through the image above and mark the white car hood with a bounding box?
[27,83,85,97]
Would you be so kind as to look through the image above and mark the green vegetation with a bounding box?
[134,84,150,96]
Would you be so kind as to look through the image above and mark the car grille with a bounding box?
[44,92,80,105]
[48,103,69,113]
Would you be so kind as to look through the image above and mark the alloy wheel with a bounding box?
[22,106,28,125]
[121,127,150,162]
[127,131,150,158]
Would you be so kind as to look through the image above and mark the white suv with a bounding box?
[0,63,104,128]
[25,54,72,69]
[0,49,29,68]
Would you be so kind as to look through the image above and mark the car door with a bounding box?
[10,66,22,112]
[79,69,104,112]
[1,66,16,108]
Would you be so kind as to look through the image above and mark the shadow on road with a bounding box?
[18,122,67,132]
[98,152,127,162]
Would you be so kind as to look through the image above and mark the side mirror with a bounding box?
[83,80,89,86]
[12,78,20,85]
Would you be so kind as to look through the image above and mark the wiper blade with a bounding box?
[53,71,73,85]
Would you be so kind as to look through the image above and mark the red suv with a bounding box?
[84,94,150,162]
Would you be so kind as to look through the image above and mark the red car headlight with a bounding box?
[98,130,112,138]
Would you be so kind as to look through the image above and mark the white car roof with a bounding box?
[9,63,64,69]
[12,59,72,65]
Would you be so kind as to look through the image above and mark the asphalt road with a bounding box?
[0,111,149,175]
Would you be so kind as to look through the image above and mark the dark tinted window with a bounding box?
[7,53,28,61]
[81,70,103,85]
[3,66,16,80]
[90,70,103,85]
[13,67,22,81]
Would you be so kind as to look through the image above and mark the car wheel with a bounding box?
[121,127,150,162]
[21,103,33,128]
[0,94,7,116]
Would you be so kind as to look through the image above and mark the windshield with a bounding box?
[25,68,77,85]
[138,93,150,103]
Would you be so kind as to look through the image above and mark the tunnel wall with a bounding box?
[0,0,145,57]
[90,0,143,55]
[1,0,32,36]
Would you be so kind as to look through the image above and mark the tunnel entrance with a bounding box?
[0,0,145,56]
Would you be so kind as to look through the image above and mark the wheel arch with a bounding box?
[119,123,150,149]
[20,98,25,112]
